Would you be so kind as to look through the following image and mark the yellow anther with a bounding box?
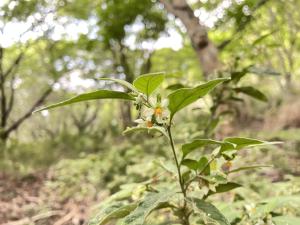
[146,121,153,128]
[154,107,162,117]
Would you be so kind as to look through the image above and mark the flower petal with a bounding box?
[143,108,154,117]
[134,119,144,124]
[162,99,169,107]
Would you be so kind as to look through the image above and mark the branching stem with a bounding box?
[167,125,190,225]
[167,126,185,197]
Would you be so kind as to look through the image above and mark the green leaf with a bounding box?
[231,69,248,84]
[191,198,230,225]
[223,137,278,150]
[89,202,138,225]
[182,139,234,158]
[181,159,199,170]
[227,165,273,174]
[166,83,186,91]
[34,90,134,112]
[133,72,165,96]
[168,78,228,120]
[252,30,277,46]
[221,150,237,160]
[99,77,138,92]
[198,156,209,173]
[199,175,227,185]
[121,190,175,225]
[272,216,300,225]
[234,86,268,102]
[206,182,242,196]
[122,126,169,140]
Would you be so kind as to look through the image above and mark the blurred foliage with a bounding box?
[0,0,300,224]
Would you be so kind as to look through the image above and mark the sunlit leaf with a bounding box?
[34,90,134,112]
[99,77,138,92]
[168,78,229,120]
[133,72,165,96]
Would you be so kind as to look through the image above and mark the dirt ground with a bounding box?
[0,172,96,225]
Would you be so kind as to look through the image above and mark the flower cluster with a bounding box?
[134,94,170,128]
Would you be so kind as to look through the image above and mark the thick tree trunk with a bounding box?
[159,0,221,78]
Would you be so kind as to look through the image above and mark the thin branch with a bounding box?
[3,82,56,138]
[3,52,24,79]
[5,73,16,119]
[0,47,7,128]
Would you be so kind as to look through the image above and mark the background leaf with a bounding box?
[191,198,230,225]
[227,165,272,174]
[89,202,137,225]
[234,86,268,102]
[272,216,300,225]
[121,190,175,225]
[206,182,242,196]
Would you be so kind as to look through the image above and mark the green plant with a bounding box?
[35,72,279,225]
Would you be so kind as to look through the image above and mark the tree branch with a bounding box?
[3,52,24,79]
[0,47,7,128]
[3,82,56,138]
[5,73,16,120]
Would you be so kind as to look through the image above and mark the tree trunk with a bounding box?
[159,0,221,78]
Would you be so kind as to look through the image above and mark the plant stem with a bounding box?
[167,126,185,197]
[167,126,190,225]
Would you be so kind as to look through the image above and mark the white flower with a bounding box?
[134,118,153,128]
[154,99,170,124]
[139,98,170,124]
[135,97,170,127]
